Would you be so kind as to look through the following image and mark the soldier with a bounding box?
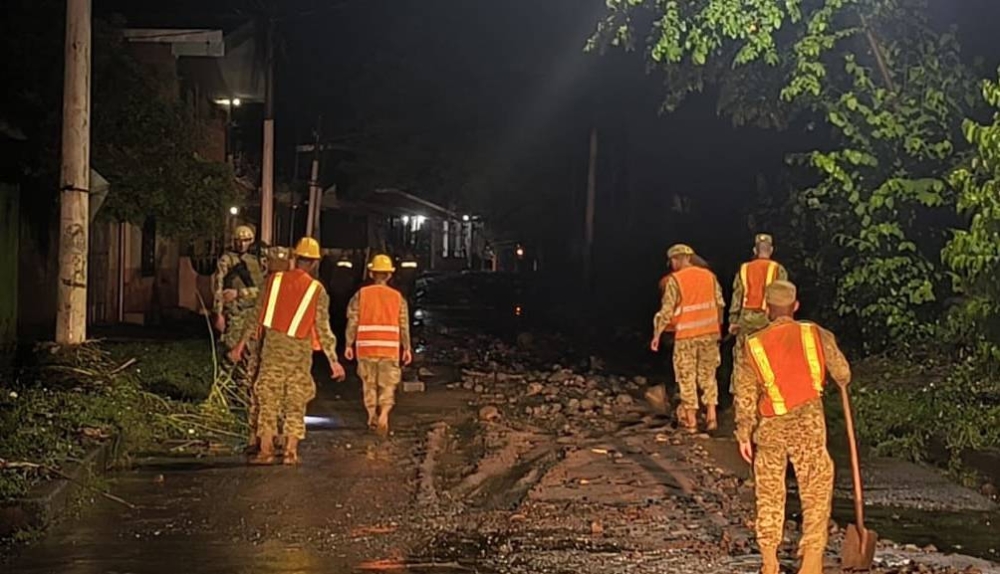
[650,244,725,432]
[229,237,346,465]
[728,233,788,393]
[734,280,851,574]
[212,224,266,446]
[344,254,412,436]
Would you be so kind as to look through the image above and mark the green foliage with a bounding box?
[0,344,180,501]
[0,3,238,243]
[593,0,973,353]
[943,70,1000,363]
[104,340,215,401]
[843,359,1000,472]
[91,23,239,240]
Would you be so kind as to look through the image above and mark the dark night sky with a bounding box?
[92,0,1000,320]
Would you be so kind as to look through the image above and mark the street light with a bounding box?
[462,214,470,222]
[229,206,239,216]
[231,98,241,107]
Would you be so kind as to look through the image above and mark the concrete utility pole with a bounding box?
[259,20,275,245]
[583,126,598,284]
[56,0,92,345]
[305,117,322,241]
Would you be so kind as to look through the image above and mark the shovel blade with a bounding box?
[841,524,878,570]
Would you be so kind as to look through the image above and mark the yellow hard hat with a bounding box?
[755,233,774,245]
[667,244,695,258]
[368,254,395,273]
[293,237,321,259]
[234,225,255,241]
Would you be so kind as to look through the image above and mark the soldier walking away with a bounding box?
[212,225,267,447]
[728,233,787,394]
[229,237,346,465]
[733,280,851,574]
[651,244,725,432]
[344,254,413,437]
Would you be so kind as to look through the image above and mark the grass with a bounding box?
[0,336,248,504]
[827,356,1000,477]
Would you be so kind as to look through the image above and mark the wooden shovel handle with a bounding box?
[839,384,866,529]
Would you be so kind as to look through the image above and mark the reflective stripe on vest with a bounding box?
[671,267,720,340]
[740,260,779,311]
[260,271,322,339]
[746,322,826,417]
[357,285,403,359]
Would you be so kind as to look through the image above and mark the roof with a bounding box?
[321,188,457,220]
[123,29,225,57]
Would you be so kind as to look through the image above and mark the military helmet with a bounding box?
[765,280,797,306]
[667,244,695,258]
[234,225,255,241]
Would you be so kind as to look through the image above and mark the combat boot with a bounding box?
[760,549,780,574]
[249,432,276,465]
[706,404,718,431]
[376,410,391,437]
[282,436,300,465]
[796,550,823,574]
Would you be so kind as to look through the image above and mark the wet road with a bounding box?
[4,375,473,574]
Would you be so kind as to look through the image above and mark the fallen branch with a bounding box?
[109,357,138,376]
[0,458,136,509]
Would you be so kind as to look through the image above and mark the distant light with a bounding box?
[415,215,426,226]
[336,260,353,269]
[414,309,425,319]
[215,98,232,106]
[462,214,470,222]
[516,246,525,258]
[229,206,239,216]
[401,261,418,269]
[402,215,410,225]
[231,98,241,107]
[514,305,523,317]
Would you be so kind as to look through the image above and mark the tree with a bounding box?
[591,0,976,352]
[943,69,1000,366]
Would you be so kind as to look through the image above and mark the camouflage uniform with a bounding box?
[653,274,725,411]
[213,249,266,440]
[734,316,851,561]
[345,291,412,416]
[243,279,340,441]
[728,260,788,393]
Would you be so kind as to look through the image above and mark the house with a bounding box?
[86,26,265,327]
[311,188,488,273]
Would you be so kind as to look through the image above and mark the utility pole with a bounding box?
[56,0,91,345]
[305,117,322,240]
[259,19,275,245]
[583,126,598,285]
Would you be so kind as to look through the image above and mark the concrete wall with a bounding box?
[0,183,18,366]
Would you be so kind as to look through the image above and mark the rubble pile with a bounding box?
[453,365,654,434]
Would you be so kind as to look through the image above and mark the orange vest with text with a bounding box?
[259,269,323,349]
[746,321,827,417]
[740,259,780,311]
[671,266,721,340]
[357,284,403,359]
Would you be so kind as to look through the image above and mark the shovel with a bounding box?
[839,384,878,570]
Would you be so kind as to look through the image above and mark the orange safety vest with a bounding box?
[671,266,721,340]
[357,284,403,359]
[746,321,827,417]
[259,269,323,348]
[740,259,780,311]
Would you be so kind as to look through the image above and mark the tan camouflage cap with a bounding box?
[755,233,773,245]
[667,244,696,258]
[765,280,797,307]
